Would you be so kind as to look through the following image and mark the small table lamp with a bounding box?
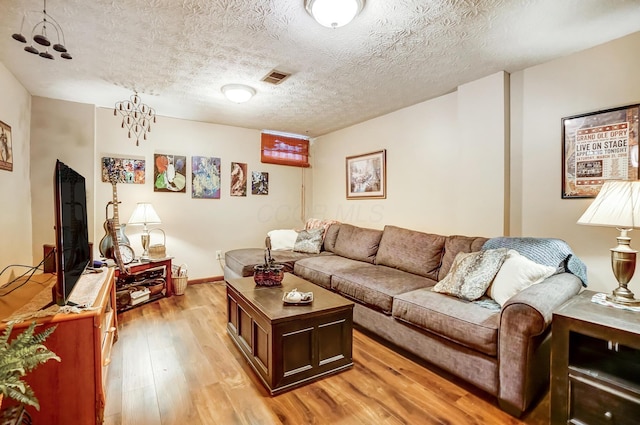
[577,180,640,305]
[128,202,161,260]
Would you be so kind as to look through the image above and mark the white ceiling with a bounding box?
[1,0,640,137]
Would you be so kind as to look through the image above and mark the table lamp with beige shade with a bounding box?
[127,202,161,261]
[577,180,640,305]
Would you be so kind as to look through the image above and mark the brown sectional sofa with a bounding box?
[223,222,582,417]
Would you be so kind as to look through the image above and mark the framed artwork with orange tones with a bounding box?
[154,153,186,193]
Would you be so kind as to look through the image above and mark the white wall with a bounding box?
[310,71,508,237]
[94,109,305,279]
[30,97,95,266]
[513,31,640,294]
[0,63,32,285]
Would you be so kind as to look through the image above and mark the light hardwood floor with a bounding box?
[104,282,549,425]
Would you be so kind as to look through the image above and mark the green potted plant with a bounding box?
[0,322,60,410]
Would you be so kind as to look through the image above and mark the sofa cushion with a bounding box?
[293,255,356,289]
[294,228,324,254]
[333,224,383,264]
[488,249,556,306]
[331,264,436,315]
[438,235,489,280]
[433,248,509,301]
[375,225,445,280]
[323,223,341,252]
[393,288,500,356]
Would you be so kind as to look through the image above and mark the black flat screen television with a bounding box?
[53,160,91,306]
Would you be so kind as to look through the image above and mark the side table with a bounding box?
[550,290,640,424]
[115,257,173,312]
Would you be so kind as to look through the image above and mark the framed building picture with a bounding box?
[0,120,13,172]
[346,149,386,199]
[562,104,640,198]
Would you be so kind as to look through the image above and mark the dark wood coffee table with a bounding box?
[226,273,354,395]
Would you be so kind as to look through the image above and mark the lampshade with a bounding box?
[221,84,256,103]
[577,181,640,229]
[578,180,640,306]
[305,0,365,28]
[128,203,161,226]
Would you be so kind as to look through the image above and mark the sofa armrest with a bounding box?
[497,272,581,416]
[502,272,582,330]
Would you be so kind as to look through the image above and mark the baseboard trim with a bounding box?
[188,275,224,285]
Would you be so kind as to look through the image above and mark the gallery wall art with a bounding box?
[154,153,186,193]
[252,171,269,195]
[101,157,146,184]
[230,162,247,196]
[192,156,221,199]
[0,120,13,172]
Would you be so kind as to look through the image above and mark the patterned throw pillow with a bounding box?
[433,248,509,301]
[293,228,324,254]
[304,218,339,240]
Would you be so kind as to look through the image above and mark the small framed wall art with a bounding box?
[154,154,187,193]
[101,157,146,184]
[0,120,13,172]
[251,171,269,195]
[192,156,221,199]
[562,104,640,198]
[346,149,386,199]
[230,162,247,196]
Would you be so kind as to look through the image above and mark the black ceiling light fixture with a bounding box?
[11,0,72,60]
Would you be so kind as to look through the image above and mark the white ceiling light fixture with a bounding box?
[305,0,365,29]
[222,84,256,103]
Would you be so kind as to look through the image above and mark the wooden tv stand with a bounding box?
[0,269,117,425]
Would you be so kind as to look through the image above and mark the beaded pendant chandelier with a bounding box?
[114,92,157,146]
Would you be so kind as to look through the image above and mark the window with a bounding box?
[261,132,310,167]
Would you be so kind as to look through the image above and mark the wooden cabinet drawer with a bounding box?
[569,374,640,425]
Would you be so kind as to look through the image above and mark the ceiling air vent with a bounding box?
[262,69,291,85]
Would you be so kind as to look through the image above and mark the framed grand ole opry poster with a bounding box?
[562,104,640,199]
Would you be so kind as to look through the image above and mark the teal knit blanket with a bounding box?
[482,237,588,287]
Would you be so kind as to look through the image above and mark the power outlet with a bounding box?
[216,250,222,260]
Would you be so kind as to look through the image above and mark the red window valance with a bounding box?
[261,132,310,167]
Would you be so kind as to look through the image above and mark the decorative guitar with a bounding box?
[99,178,134,266]
[107,217,131,274]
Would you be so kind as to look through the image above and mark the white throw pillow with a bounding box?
[267,229,299,251]
[488,249,556,306]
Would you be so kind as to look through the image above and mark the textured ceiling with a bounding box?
[1,0,640,137]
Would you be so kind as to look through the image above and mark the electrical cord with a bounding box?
[0,250,53,297]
